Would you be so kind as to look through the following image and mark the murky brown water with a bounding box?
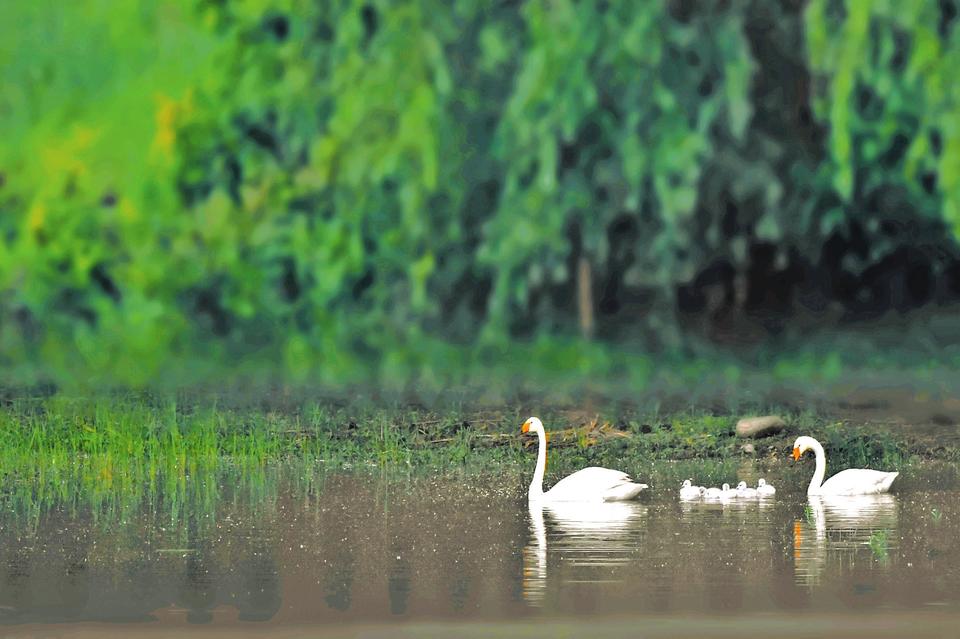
[3,468,960,637]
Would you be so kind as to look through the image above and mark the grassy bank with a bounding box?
[1,394,953,473]
[0,393,957,530]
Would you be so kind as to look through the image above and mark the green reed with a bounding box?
[868,529,891,561]
[0,391,930,526]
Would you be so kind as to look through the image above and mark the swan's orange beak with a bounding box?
[521,421,530,433]
[792,446,801,461]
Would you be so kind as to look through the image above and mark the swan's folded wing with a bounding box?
[545,466,640,501]
[602,481,648,501]
[820,468,899,495]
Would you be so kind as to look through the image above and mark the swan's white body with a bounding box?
[704,486,722,500]
[793,436,899,496]
[736,481,758,499]
[756,478,776,497]
[523,417,647,502]
[719,483,738,500]
[679,479,702,500]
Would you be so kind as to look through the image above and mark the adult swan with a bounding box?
[522,417,648,502]
[792,436,899,495]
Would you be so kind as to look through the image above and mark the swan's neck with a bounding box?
[529,429,546,500]
[808,439,827,495]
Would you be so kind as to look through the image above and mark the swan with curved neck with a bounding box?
[793,436,898,495]
[522,417,648,502]
[719,483,737,500]
[736,481,758,498]
[679,479,702,500]
[757,478,776,497]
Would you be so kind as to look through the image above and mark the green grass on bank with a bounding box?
[0,393,956,532]
[0,394,946,475]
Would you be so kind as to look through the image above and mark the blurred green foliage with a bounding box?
[2,1,960,389]
[806,0,960,253]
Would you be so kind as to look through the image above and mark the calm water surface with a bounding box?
[2,466,960,637]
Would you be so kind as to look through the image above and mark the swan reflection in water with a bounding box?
[522,500,645,606]
[793,494,899,587]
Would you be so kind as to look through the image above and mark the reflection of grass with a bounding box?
[931,508,943,523]
[5,461,215,532]
[868,530,890,561]
[804,505,815,526]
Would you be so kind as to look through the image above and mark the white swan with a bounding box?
[704,486,722,500]
[719,483,738,500]
[793,436,899,495]
[756,478,776,497]
[679,479,702,500]
[736,481,758,498]
[522,417,648,502]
